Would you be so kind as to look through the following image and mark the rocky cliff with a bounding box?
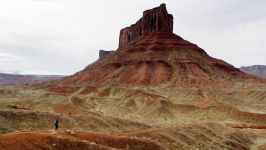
[119,3,173,48]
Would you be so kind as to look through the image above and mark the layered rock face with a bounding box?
[119,3,173,48]
[99,50,114,59]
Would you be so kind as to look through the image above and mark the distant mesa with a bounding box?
[99,50,114,59]
[119,3,173,48]
[0,73,64,85]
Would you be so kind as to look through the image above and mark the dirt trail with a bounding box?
[0,131,166,150]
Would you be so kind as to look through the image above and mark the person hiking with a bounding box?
[54,117,59,131]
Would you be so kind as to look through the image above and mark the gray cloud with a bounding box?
[0,0,265,75]
[0,52,27,62]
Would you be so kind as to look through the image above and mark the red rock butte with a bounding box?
[56,4,261,86]
[119,3,173,48]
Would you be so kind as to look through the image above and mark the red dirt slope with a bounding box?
[56,31,259,87]
[0,131,165,150]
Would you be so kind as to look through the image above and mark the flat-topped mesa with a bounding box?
[119,3,173,48]
[99,50,114,59]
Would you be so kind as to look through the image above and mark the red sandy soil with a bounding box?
[0,123,259,150]
[53,104,79,116]
[229,124,266,129]
[257,144,266,150]
[98,89,111,97]
[0,131,165,150]
[47,85,79,95]
[79,85,98,94]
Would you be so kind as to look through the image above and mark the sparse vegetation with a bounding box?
[6,104,18,109]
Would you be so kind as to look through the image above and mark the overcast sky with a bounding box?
[0,0,265,75]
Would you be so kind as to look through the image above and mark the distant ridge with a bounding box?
[0,73,64,85]
[240,65,266,78]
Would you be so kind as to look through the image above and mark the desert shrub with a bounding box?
[6,104,18,109]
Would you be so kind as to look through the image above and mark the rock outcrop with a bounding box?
[119,3,173,48]
[99,50,114,59]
